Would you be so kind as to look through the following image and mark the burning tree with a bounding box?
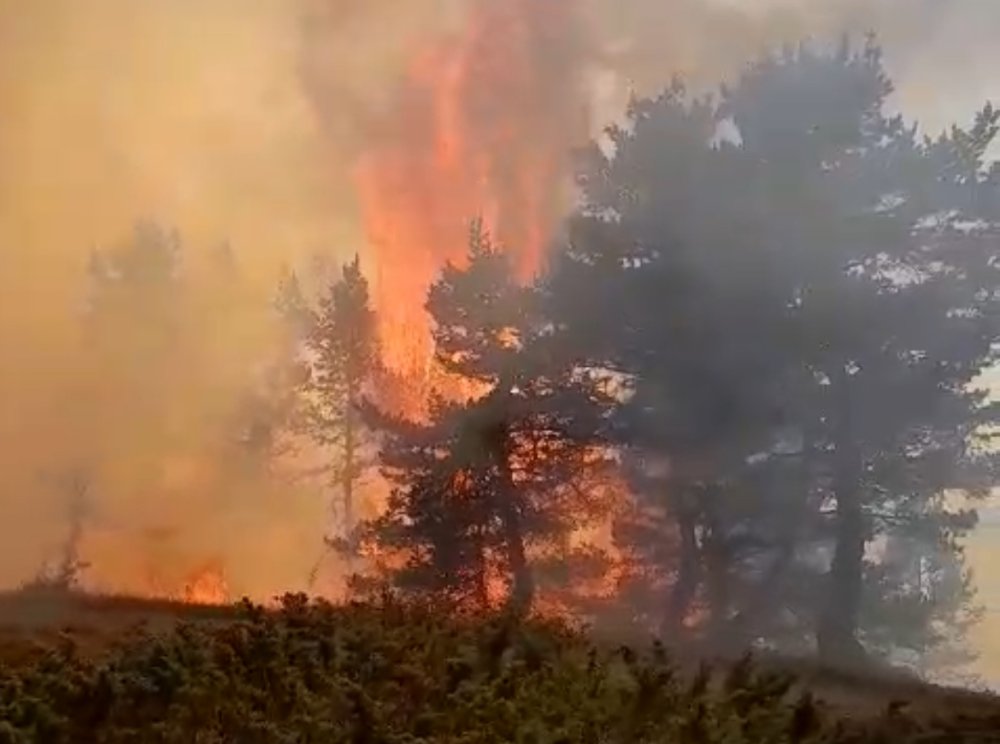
[552,83,800,646]
[76,223,295,600]
[338,0,592,420]
[361,222,616,613]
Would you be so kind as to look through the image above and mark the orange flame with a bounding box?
[182,560,230,605]
[357,0,590,418]
[346,0,633,614]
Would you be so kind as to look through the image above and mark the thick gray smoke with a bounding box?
[589,0,999,136]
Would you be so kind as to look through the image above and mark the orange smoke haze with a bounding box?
[0,0,998,620]
[0,0,341,600]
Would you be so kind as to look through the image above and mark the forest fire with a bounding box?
[181,561,230,606]
[356,0,590,420]
[0,0,998,715]
[55,0,600,612]
[348,0,626,613]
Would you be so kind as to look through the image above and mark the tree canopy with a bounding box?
[353,39,1000,678]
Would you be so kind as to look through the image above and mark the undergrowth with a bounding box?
[0,594,997,743]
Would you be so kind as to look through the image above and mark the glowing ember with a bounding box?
[357,0,591,419]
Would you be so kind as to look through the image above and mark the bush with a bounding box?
[0,594,996,742]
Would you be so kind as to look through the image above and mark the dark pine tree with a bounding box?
[719,39,1000,665]
[363,221,615,614]
[556,38,1000,672]
[552,81,802,648]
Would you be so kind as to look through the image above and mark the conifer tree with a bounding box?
[718,39,1000,664]
[302,255,378,554]
[558,38,1000,669]
[237,269,311,461]
[364,221,615,613]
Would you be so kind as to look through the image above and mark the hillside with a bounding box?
[0,590,999,742]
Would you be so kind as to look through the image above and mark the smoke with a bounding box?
[0,0,345,596]
[0,0,997,604]
[586,0,1000,135]
[307,0,596,417]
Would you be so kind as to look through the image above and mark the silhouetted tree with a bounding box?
[557,38,1000,670]
[302,255,378,554]
[720,39,1000,664]
[28,467,93,592]
[86,221,183,374]
[364,221,615,613]
[237,269,311,461]
[554,81,804,647]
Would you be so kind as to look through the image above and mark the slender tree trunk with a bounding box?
[701,486,731,647]
[728,448,809,650]
[473,528,490,610]
[497,465,533,614]
[818,463,866,663]
[818,370,868,665]
[663,490,701,637]
[485,395,533,614]
[342,380,356,556]
[57,472,90,589]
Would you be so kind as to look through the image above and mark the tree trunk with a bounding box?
[728,448,809,650]
[342,383,356,557]
[340,375,358,568]
[497,470,534,614]
[818,370,868,665]
[701,486,732,647]
[818,472,866,663]
[662,490,701,638]
[484,399,534,614]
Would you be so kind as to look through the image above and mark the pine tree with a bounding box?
[364,221,615,613]
[558,38,1000,670]
[85,221,182,377]
[718,39,1000,664]
[362,396,499,607]
[302,255,378,557]
[554,81,800,646]
[238,269,311,461]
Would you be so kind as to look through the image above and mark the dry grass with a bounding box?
[0,587,233,668]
